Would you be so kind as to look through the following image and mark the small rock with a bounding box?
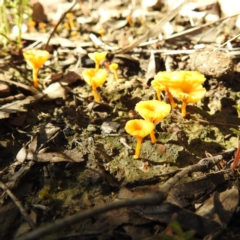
[87,124,98,133]
[101,121,120,134]
[190,49,234,79]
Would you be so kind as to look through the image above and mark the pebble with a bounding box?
[190,48,233,79]
[101,121,120,134]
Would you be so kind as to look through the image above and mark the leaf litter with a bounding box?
[0,0,240,239]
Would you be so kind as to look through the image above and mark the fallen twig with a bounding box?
[0,74,39,95]
[165,12,240,42]
[45,0,78,50]
[0,181,36,230]
[16,149,235,240]
[114,0,188,54]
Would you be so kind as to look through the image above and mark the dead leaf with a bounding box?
[167,172,227,208]
[145,51,156,84]
[32,1,48,23]
[16,147,76,163]
[195,186,239,225]
[135,202,221,237]
[14,210,37,238]
[0,201,19,239]
[63,148,85,162]
[0,94,43,119]
[42,82,71,100]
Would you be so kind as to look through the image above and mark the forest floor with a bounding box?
[0,0,240,239]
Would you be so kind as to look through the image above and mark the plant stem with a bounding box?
[232,142,240,169]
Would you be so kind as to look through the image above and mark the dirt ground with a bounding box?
[0,0,240,239]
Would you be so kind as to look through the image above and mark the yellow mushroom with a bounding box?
[109,63,119,81]
[23,49,49,88]
[28,21,36,33]
[167,71,206,117]
[151,79,166,101]
[152,71,177,108]
[39,22,46,33]
[125,119,154,159]
[88,52,107,71]
[82,68,107,102]
[135,100,171,143]
[66,12,75,29]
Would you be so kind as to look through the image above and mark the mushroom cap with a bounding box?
[170,71,206,87]
[135,100,171,124]
[82,68,107,88]
[153,71,174,88]
[66,12,73,19]
[88,52,107,64]
[170,83,206,103]
[23,49,49,69]
[125,119,154,138]
[109,63,118,71]
[154,71,206,88]
[151,78,166,91]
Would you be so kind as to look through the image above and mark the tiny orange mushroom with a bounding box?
[152,72,177,108]
[23,49,49,88]
[135,100,171,143]
[27,21,36,33]
[168,71,206,117]
[125,119,154,159]
[66,12,75,28]
[82,68,107,102]
[88,52,107,71]
[151,79,166,101]
[109,63,119,81]
[39,22,46,33]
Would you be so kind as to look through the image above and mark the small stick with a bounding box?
[232,141,240,169]
[45,0,78,50]
[0,181,36,229]
[0,77,39,94]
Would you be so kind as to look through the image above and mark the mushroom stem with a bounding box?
[113,70,118,81]
[166,89,176,108]
[156,90,161,101]
[127,15,133,27]
[181,99,187,117]
[32,67,39,88]
[69,19,74,28]
[95,63,99,71]
[66,13,75,28]
[232,143,240,169]
[92,86,100,102]
[150,131,157,143]
[134,137,143,159]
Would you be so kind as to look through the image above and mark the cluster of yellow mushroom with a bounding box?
[125,70,206,159]
[82,52,108,102]
[82,52,120,102]
[125,100,171,159]
[152,71,206,117]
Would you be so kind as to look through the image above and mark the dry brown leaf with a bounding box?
[0,94,43,119]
